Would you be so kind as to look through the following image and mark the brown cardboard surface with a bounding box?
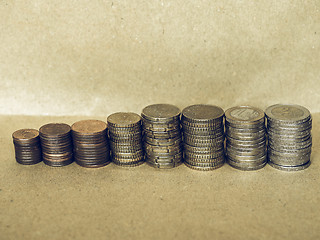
[1,114,320,240]
[1,0,320,239]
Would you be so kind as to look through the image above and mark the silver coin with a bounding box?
[225,106,265,125]
[227,160,266,171]
[146,160,182,169]
[268,160,311,171]
[265,104,311,123]
[268,154,310,166]
[184,160,224,171]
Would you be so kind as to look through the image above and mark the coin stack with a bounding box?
[12,129,42,165]
[39,123,73,167]
[107,112,144,167]
[181,104,225,171]
[225,106,267,171]
[141,104,183,169]
[266,104,312,171]
[71,120,110,168]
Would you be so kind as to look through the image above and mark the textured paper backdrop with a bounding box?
[0,0,319,116]
[1,2,320,240]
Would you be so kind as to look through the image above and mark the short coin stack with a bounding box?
[225,106,267,170]
[181,104,225,171]
[107,112,144,167]
[266,104,312,171]
[39,123,73,167]
[141,104,183,169]
[12,129,42,165]
[71,120,110,168]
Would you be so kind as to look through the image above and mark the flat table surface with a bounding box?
[1,114,319,240]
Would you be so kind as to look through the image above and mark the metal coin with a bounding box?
[225,106,265,125]
[268,160,311,171]
[141,104,181,122]
[107,112,141,128]
[182,104,224,123]
[265,104,311,124]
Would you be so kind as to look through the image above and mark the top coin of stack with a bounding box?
[72,120,110,168]
[107,112,144,167]
[141,104,183,169]
[265,104,312,171]
[39,123,73,167]
[225,106,267,171]
[181,104,225,171]
[12,129,42,165]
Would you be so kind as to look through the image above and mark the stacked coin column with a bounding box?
[181,104,225,171]
[266,104,312,171]
[39,123,73,167]
[141,104,183,169]
[225,106,267,171]
[71,120,110,168]
[12,129,42,165]
[107,112,144,167]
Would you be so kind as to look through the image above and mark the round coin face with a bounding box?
[71,120,107,134]
[225,106,264,123]
[107,112,141,126]
[39,123,71,136]
[182,104,224,121]
[12,129,39,140]
[142,104,180,121]
[265,104,310,122]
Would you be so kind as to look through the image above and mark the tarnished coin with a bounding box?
[182,104,224,123]
[72,120,107,135]
[71,120,110,168]
[108,112,144,167]
[107,112,141,127]
[184,160,224,171]
[146,160,182,169]
[265,104,311,123]
[40,123,71,137]
[225,106,265,125]
[113,159,144,167]
[12,129,42,165]
[12,129,40,144]
[39,123,73,167]
[266,104,312,171]
[227,159,266,171]
[181,104,225,171]
[141,104,181,122]
[268,160,311,172]
[225,106,267,171]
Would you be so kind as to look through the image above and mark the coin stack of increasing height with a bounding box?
[181,104,225,171]
[141,104,183,169]
[12,129,42,165]
[225,106,267,170]
[265,104,312,171]
[107,112,144,167]
[71,120,110,168]
[39,123,73,167]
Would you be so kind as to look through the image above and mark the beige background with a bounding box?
[1,1,320,239]
[0,0,320,116]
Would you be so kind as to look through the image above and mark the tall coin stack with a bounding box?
[225,106,267,171]
[107,112,144,167]
[181,104,225,171]
[141,104,183,169]
[12,129,42,165]
[265,104,312,171]
[71,120,110,168]
[39,123,73,167]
